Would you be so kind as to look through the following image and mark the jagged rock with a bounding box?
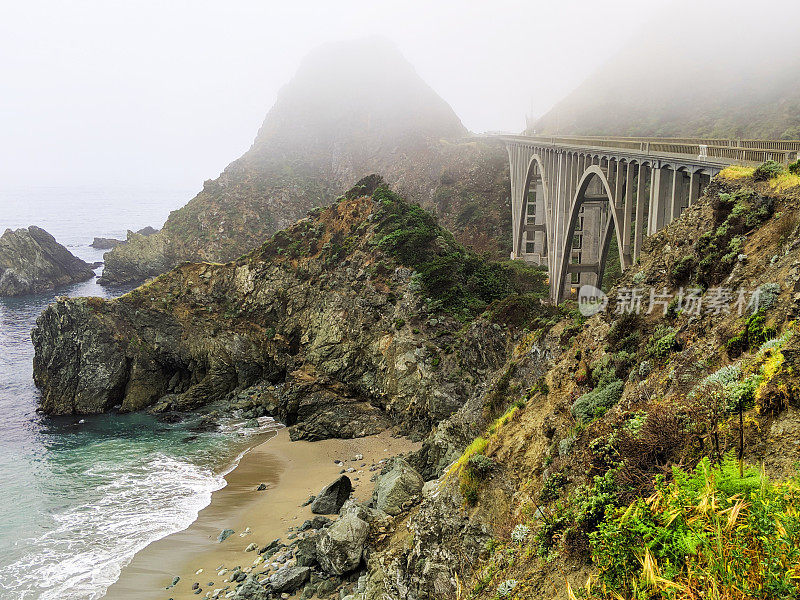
[0,226,94,296]
[298,515,331,531]
[91,237,125,249]
[133,226,159,237]
[372,458,424,516]
[269,566,310,593]
[339,499,389,524]
[234,574,268,599]
[217,528,235,542]
[311,476,352,515]
[295,535,318,567]
[315,512,369,575]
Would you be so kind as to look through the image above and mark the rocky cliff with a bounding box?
[33,178,552,448]
[101,38,510,285]
[346,169,800,600]
[0,226,95,296]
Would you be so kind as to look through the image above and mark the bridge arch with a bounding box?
[554,165,627,301]
[515,153,552,260]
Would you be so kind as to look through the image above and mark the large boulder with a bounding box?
[311,476,352,514]
[372,458,424,516]
[269,566,310,594]
[0,226,95,296]
[316,512,369,575]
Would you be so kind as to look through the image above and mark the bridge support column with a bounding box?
[670,169,688,222]
[634,164,648,261]
[650,165,672,233]
[688,170,701,206]
[621,161,635,266]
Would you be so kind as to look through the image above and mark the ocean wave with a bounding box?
[0,454,226,600]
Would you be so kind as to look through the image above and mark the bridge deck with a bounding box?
[501,135,799,166]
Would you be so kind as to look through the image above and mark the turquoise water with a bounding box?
[0,187,277,599]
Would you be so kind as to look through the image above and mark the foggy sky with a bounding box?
[1,0,796,188]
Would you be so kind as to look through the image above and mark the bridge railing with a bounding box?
[534,135,800,152]
[515,135,799,165]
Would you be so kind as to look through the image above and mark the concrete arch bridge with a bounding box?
[502,135,800,303]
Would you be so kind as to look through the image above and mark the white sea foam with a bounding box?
[0,455,225,600]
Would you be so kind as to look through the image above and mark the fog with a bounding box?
[1,0,798,188]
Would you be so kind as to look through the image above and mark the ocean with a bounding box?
[0,186,277,599]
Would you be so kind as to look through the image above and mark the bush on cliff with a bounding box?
[588,456,800,599]
[752,160,784,182]
[571,380,624,422]
[371,185,545,319]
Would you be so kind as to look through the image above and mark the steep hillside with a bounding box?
[350,168,800,599]
[534,6,800,139]
[101,38,510,285]
[33,178,552,448]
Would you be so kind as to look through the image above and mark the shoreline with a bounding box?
[104,427,418,600]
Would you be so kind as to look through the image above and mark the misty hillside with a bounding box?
[102,37,509,285]
[534,8,800,139]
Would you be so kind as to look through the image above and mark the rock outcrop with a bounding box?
[100,38,509,286]
[0,226,95,296]
[91,226,158,250]
[91,237,125,250]
[32,179,546,445]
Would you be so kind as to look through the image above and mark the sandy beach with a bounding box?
[104,427,418,600]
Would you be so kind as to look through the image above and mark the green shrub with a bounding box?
[753,160,784,181]
[789,159,800,176]
[393,318,405,330]
[727,310,777,358]
[694,190,773,286]
[467,454,495,478]
[670,255,695,284]
[588,456,800,600]
[371,186,546,320]
[645,325,679,359]
[539,472,567,503]
[572,380,624,422]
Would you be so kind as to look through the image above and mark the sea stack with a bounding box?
[0,226,95,296]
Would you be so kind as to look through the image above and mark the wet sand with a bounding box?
[105,427,417,600]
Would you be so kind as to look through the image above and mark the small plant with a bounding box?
[754,282,780,311]
[726,310,777,358]
[670,255,695,284]
[393,318,406,330]
[789,159,800,176]
[753,160,784,181]
[645,325,679,359]
[497,579,518,597]
[571,380,624,423]
[511,524,530,544]
[540,472,567,503]
[467,454,495,478]
[558,435,576,457]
